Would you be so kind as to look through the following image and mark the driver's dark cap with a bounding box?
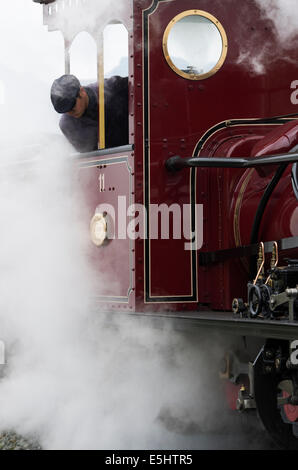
[51,75,81,113]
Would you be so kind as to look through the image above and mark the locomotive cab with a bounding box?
[38,0,298,315]
[34,0,298,449]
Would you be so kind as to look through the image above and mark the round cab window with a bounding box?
[163,10,227,80]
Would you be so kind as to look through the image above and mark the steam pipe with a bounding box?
[165,152,298,171]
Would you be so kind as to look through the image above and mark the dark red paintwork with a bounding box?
[77,0,298,313]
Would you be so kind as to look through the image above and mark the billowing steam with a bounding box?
[237,0,298,75]
[256,0,298,43]
[0,150,256,449]
[0,0,270,450]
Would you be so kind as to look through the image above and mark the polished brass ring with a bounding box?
[162,9,228,81]
[90,212,108,247]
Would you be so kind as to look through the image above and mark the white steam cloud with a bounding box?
[256,0,298,43]
[0,127,266,450]
[0,134,269,451]
[0,152,253,450]
[0,0,269,451]
[237,0,298,75]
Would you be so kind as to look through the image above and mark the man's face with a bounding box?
[67,87,89,118]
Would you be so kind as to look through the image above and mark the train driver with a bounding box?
[50,74,128,153]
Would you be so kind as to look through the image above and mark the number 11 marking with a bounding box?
[99,173,105,192]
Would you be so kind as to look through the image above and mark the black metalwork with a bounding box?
[249,164,288,277]
[166,152,298,171]
[248,284,262,317]
[292,163,298,200]
[253,344,298,449]
[193,118,296,154]
[199,236,298,266]
[32,0,55,4]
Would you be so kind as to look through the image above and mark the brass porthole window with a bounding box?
[163,10,228,80]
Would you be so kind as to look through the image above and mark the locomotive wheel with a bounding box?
[254,348,298,449]
[248,285,262,317]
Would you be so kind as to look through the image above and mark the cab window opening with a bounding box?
[69,31,97,84]
[103,23,129,79]
[101,22,129,151]
[69,25,129,152]
[55,26,129,155]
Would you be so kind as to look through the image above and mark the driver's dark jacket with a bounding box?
[59,76,128,153]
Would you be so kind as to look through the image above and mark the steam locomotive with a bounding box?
[34,0,298,449]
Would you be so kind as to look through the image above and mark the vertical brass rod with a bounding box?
[98,33,105,149]
[64,39,70,74]
[265,241,279,285]
[253,242,265,285]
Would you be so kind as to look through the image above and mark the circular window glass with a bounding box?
[163,10,227,80]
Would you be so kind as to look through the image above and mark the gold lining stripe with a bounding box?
[197,120,293,155]
[233,169,255,247]
[144,2,197,303]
